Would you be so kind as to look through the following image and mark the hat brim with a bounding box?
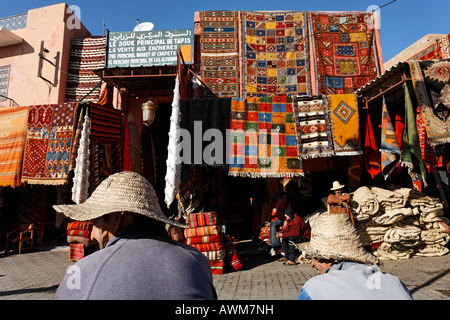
[330,185,345,191]
[53,203,189,229]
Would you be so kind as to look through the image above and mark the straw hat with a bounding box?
[330,181,345,191]
[53,171,188,229]
[305,212,379,265]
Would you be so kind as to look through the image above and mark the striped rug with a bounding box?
[65,36,106,102]
[0,106,29,187]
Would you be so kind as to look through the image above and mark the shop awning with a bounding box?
[0,27,23,47]
[93,66,177,93]
[355,61,413,107]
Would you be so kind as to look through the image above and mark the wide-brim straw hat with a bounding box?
[330,181,345,191]
[53,171,188,229]
[305,212,379,266]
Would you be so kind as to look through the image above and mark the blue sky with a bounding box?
[2,0,449,62]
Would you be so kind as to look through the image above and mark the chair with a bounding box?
[4,224,34,254]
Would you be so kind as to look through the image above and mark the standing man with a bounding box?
[54,171,217,300]
[327,181,355,225]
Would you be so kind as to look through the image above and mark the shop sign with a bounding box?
[106,29,193,68]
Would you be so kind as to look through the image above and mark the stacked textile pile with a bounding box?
[351,185,450,260]
[185,212,226,274]
[66,221,95,261]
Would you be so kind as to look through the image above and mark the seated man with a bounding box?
[277,208,310,266]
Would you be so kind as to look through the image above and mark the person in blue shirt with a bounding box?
[297,211,412,300]
[53,171,217,300]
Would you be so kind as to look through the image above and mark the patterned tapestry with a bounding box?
[408,59,450,146]
[309,11,383,95]
[242,11,311,98]
[65,36,106,102]
[0,106,29,187]
[228,96,303,177]
[199,11,240,98]
[292,95,335,159]
[328,93,362,156]
[21,103,79,185]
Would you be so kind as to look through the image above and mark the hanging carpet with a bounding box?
[228,96,304,177]
[328,93,362,156]
[308,11,383,95]
[408,59,450,146]
[0,106,29,187]
[242,11,311,98]
[65,36,106,102]
[292,95,335,160]
[21,102,79,185]
[198,11,240,98]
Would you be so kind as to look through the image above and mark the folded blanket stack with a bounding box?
[66,221,95,261]
[185,212,225,274]
[350,185,450,260]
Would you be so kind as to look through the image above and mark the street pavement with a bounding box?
[0,241,449,300]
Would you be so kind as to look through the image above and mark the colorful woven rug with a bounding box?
[408,59,450,146]
[242,11,311,98]
[199,11,240,97]
[328,93,362,156]
[292,95,335,159]
[401,83,427,187]
[65,36,106,102]
[0,106,29,187]
[228,96,304,177]
[380,97,401,179]
[21,103,79,185]
[309,11,383,95]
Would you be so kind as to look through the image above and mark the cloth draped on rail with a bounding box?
[241,11,311,98]
[164,76,182,208]
[408,59,450,147]
[0,106,29,187]
[180,97,231,166]
[21,103,79,185]
[328,93,362,156]
[228,96,304,177]
[401,83,427,188]
[380,96,401,179]
[363,111,381,178]
[292,95,335,159]
[72,107,91,204]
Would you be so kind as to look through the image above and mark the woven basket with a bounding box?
[306,212,379,265]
